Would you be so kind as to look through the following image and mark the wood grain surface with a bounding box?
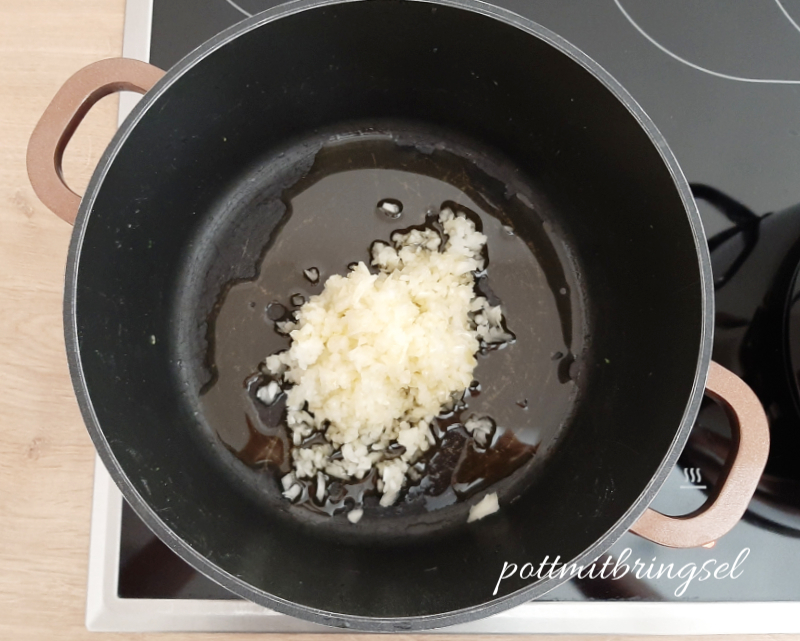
[0,1,791,640]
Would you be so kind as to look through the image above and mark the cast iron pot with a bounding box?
[28,0,769,631]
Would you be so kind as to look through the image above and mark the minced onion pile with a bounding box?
[261,207,512,518]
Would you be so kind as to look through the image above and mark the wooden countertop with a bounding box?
[0,1,789,640]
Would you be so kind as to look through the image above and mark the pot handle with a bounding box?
[26,58,165,225]
[630,361,769,548]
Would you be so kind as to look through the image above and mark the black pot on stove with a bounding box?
[26,0,771,630]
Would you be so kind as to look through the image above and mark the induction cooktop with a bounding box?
[87,0,800,633]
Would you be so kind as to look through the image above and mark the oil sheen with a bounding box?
[199,126,585,519]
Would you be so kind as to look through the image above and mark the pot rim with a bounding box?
[63,0,713,631]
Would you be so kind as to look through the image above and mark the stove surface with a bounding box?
[87,0,800,633]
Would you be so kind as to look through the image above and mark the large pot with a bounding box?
[28,0,769,631]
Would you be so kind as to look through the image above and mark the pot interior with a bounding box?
[72,0,705,627]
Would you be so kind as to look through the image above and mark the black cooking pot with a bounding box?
[28,0,769,631]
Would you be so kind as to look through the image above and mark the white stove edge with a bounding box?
[84,0,800,632]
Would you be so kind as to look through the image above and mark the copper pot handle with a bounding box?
[26,58,165,225]
[630,361,769,548]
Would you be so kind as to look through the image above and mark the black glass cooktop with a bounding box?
[119,0,800,603]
